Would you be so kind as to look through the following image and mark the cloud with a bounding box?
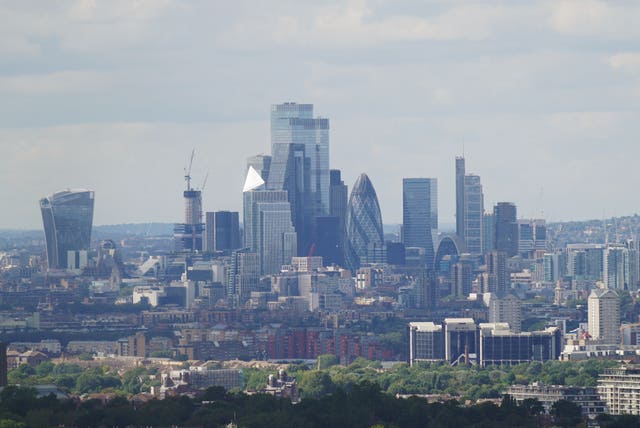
[549,0,640,38]
[0,70,112,94]
[609,52,640,74]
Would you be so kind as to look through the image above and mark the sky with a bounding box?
[1,0,639,229]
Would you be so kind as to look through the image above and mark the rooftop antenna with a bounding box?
[184,149,195,191]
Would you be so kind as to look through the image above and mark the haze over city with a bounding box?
[1,0,639,229]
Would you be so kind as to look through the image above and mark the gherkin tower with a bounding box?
[345,173,384,271]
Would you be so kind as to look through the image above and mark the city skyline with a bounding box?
[1,1,640,229]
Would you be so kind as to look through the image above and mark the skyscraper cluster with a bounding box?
[244,103,351,276]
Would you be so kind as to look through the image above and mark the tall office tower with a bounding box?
[227,248,260,306]
[243,167,297,274]
[488,294,522,333]
[483,212,495,254]
[328,169,348,265]
[628,240,639,291]
[588,288,620,344]
[345,173,384,272]
[543,252,563,283]
[40,189,95,269]
[270,102,330,253]
[533,220,547,252]
[484,251,508,296]
[451,260,473,298]
[603,244,630,290]
[247,154,272,184]
[205,211,240,253]
[204,212,215,252]
[494,202,518,257]
[267,142,310,253]
[566,244,605,281]
[517,220,534,256]
[402,178,436,269]
[464,174,484,254]
[455,156,466,239]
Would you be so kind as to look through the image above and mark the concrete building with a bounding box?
[588,288,620,344]
[487,293,522,333]
[598,366,640,415]
[505,383,607,418]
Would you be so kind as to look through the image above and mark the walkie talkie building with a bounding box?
[40,189,94,269]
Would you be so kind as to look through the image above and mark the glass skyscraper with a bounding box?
[345,173,384,271]
[243,167,297,275]
[494,202,518,257]
[270,103,330,253]
[463,173,484,255]
[403,178,437,269]
[40,189,95,269]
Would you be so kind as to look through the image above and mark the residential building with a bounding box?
[588,288,620,344]
[598,366,640,415]
[505,383,607,418]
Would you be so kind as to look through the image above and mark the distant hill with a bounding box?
[93,223,174,237]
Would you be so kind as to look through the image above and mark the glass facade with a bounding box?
[270,103,330,246]
[267,142,311,253]
[494,202,518,257]
[345,173,384,272]
[243,187,297,275]
[403,178,436,269]
[40,189,94,269]
[464,174,484,254]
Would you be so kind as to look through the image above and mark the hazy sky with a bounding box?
[1,0,639,229]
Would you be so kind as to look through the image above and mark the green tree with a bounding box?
[551,399,583,428]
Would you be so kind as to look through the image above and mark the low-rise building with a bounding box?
[505,382,607,419]
[598,365,640,415]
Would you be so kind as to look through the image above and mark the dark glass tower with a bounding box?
[205,211,240,253]
[494,202,518,257]
[403,178,436,269]
[345,173,384,271]
[40,189,94,269]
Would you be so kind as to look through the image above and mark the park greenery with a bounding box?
[244,357,619,401]
[7,357,619,400]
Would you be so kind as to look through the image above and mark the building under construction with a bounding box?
[174,150,205,252]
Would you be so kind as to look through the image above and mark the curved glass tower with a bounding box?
[40,189,94,269]
[345,173,384,271]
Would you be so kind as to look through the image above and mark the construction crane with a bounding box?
[184,149,195,190]
[201,171,209,192]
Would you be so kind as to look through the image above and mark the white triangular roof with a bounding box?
[243,166,265,192]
